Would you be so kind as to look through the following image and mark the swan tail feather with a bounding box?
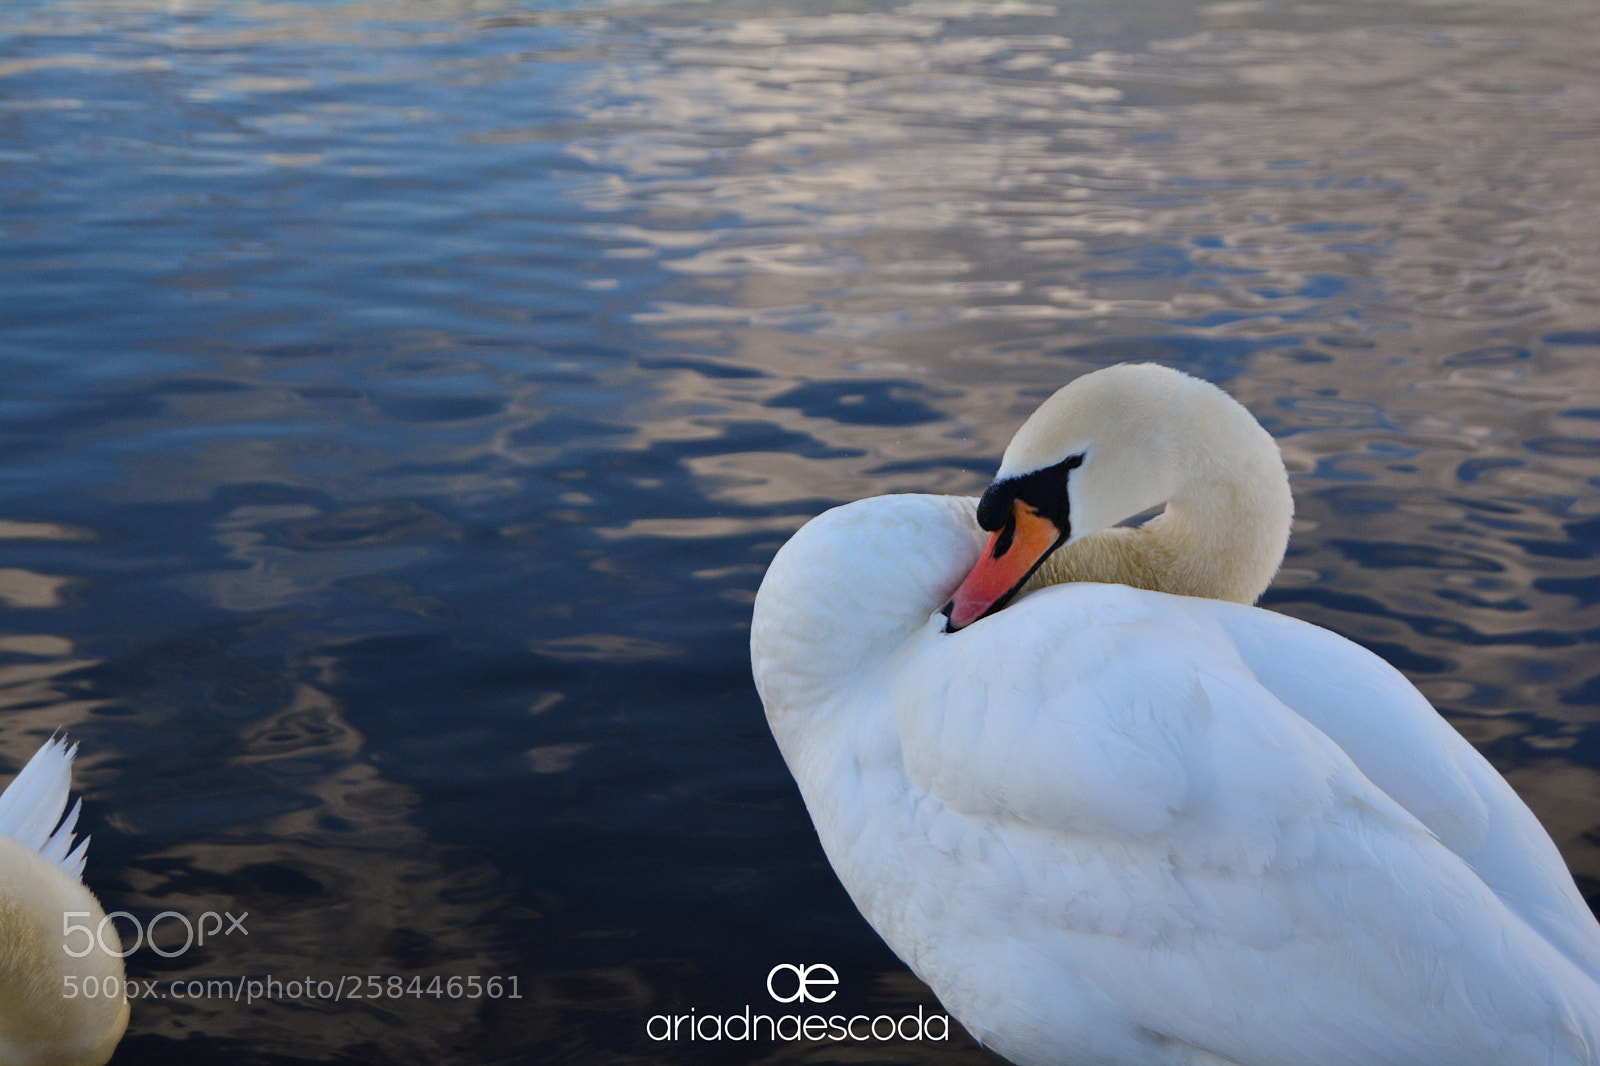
[0,735,91,877]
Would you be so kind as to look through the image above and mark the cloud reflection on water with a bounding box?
[567,0,1599,345]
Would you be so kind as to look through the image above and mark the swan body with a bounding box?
[752,364,1600,1065]
[0,738,128,1066]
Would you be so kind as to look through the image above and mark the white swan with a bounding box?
[751,363,1600,1066]
[0,737,128,1066]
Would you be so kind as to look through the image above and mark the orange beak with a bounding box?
[943,499,1066,632]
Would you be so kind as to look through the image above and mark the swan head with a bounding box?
[943,363,1291,631]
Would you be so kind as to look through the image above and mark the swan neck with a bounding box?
[1033,420,1291,605]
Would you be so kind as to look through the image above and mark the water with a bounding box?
[0,0,1597,1062]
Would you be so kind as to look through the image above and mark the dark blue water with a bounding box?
[1,0,1598,1062]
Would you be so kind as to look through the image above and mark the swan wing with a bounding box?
[1213,602,1600,984]
[890,583,1600,1065]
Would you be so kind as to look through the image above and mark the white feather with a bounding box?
[0,734,91,878]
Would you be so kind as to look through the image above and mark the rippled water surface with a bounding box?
[2,0,1598,1062]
